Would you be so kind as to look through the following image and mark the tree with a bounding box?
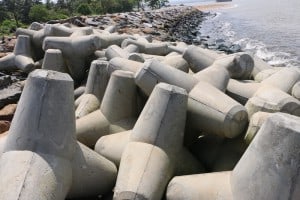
[77,3,92,15]
[29,4,49,22]
[3,0,25,26]
[145,0,168,9]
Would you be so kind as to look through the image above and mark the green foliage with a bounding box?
[77,3,92,15]
[0,19,25,35]
[29,4,49,22]
[145,0,169,9]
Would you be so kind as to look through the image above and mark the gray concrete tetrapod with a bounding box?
[162,55,190,73]
[135,60,248,138]
[244,111,272,144]
[95,33,129,49]
[245,85,300,118]
[85,60,110,102]
[108,57,143,75]
[114,142,173,200]
[75,94,100,119]
[42,49,68,73]
[183,45,254,79]
[254,67,283,82]
[122,38,169,55]
[0,35,35,72]
[261,67,300,94]
[76,70,138,147]
[0,69,76,200]
[226,79,262,105]
[232,113,300,200]
[95,131,204,175]
[0,133,117,199]
[16,24,74,59]
[68,142,117,199]
[167,113,300,200]
[166,171,233,200]
[292,81,300,100]
[114,83,203,200]
[95,83,204,174]
[43,35,101,83]
[250,55,273,78]
[193,65,230,92]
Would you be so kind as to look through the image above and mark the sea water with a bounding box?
[170,0,300,67]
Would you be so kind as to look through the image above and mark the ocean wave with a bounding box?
[235,38,299,67]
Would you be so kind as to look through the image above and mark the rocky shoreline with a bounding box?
[0,4,299,200]
[0,6,209,127]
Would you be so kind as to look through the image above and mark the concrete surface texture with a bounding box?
[1,13,300,199]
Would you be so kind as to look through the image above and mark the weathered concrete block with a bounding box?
[75,94,100,119]
[183,45,254,79]
[0,69,76,200]
[226,79,261,105]
[95,83,205,178]
[0,35,35,72]
[162,55,189,72]
[188,81,248,138]
[254,67,283,82]
[42,49,68,73]
[43,35,101,83]
[251,55,273,78]
[232,113,300,200]
[135,59,198,95]
[108,57,143,75]
[85,60,109,102]
[76,70,138,147]
[193,65,230,92]
[122,38,169,55]
[245,85,300,118]
[261,67,300,94]
[68,142,117,199]
[244,111,272,144]
[166,171,233,200]
[292,81,300,100]
[114,142,173,200]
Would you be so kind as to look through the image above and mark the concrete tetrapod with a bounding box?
[232,113,300,200]
[166,171,233,200]
[84,60,110,102]
[0,69,76,200]
[42,49,68,73]
[108,57,143,75]
[122,38,169,55]
[95,84,204,174]
[244,111,272,144]
[292,81,300,100]
[167,113,300,200]
[226,79,262,105]
[113,83,203,200]
[261,67,300,94]
[75,94,100,119]
[250,55,273,78]
[254,67,283,82]
[43,35,101,83]
[76,70,138,147]
[135,60,248,138]
[245,85,300,118]
[16,24,74,59]
[183,45,254,79]
[0,35,35,72]
[114,142,173,200]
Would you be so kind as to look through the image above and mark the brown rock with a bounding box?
[0,121,10,134]
[0,104,17,121]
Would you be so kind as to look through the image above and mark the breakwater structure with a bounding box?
[0,5,300,200]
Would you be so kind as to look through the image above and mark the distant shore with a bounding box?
[194,2,234,11]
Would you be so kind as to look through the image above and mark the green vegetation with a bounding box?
[0,0,169,35]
